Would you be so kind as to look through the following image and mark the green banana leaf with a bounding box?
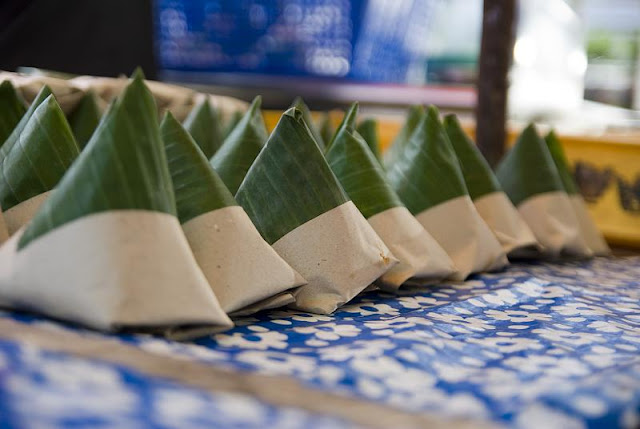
[19,70,176,250]
[0,85,52,152]
[291,97,325,150]
[222,110,244,139]
[161,112,237,224]
[318,112,334,150]
[236,107,348,245]
[443,114,501,200]
[68,90,102,150]
[0,95,80,211]
[210,96,269,194]
[0,81,27,144]
[545,131,578,195]
[326,102,358,152]
[495,124,565,207]
[386,105,468,215]
[356,117,382,162]
[383,105,424,168]
[183,98,223,158]
[325,105,403,219]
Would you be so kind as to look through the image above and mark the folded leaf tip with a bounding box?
[41,93,56,107]
[344,102,359,130]
[523,122,539,137]
[131,67,146,81]
[160,110,179,128]
[284,106,303,122]
[250,95,262,109]
[443,113,458,125]
[37,84,53,99]
[426,104,440,119]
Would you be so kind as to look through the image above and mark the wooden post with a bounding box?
[476,0,516,167]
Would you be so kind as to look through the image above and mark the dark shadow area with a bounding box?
[0,0,157,78]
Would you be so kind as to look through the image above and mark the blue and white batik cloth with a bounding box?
[0,257,639,428]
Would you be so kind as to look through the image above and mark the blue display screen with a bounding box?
[154,0,436,84]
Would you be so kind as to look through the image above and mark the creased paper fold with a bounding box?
[474,191,538,255]
[182,206,306,315]
[415,195,508,280]
[368,206,456,290]
[273,201,398,314]
[513,191,593,258]
[0,211,232,338]
[4,191,51,236]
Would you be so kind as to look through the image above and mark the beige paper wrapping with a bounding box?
[514,191,593,258]
[415,195,508,281]
[367,206,456,291]
[69,75,127,104]
[4,191,51,236]
[182,206,306,315]
[0,208,8,244]
[272,201,398,314]
[473,191,538,255]
[229,293,296,318]
[0,72,84,114]
[0,210,232,339]
[203,92,250,121]
[70,75,248,121]
[0,70,248,121]
[570,195,611,256]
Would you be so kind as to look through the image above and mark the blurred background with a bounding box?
[2,0,640,130]
[0,0,638,243]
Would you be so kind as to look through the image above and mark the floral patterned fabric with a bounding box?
[1,257,640,428]
[0,338,358,429]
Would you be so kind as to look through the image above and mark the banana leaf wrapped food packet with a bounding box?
[222,110,244,139]
[183,98,224,159]
[68,90,104,149]
[356,117,382,163]
[443,114,537,255]
[0,81,33,242]
[0,71,232,340]
[326,103,455,291]
[0,84,52,239]
[0,81,27,144]
[545,131,610,255]
[387,106,508,280]
[210,96,269,194]
[0,88,80,235]
[318,112,334,150]
[161,112,305,316]
[236,107,397,314]
[291,96,325,150]
[496,124,592,258]
[383,105,424,168]
[1,84,51,148]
